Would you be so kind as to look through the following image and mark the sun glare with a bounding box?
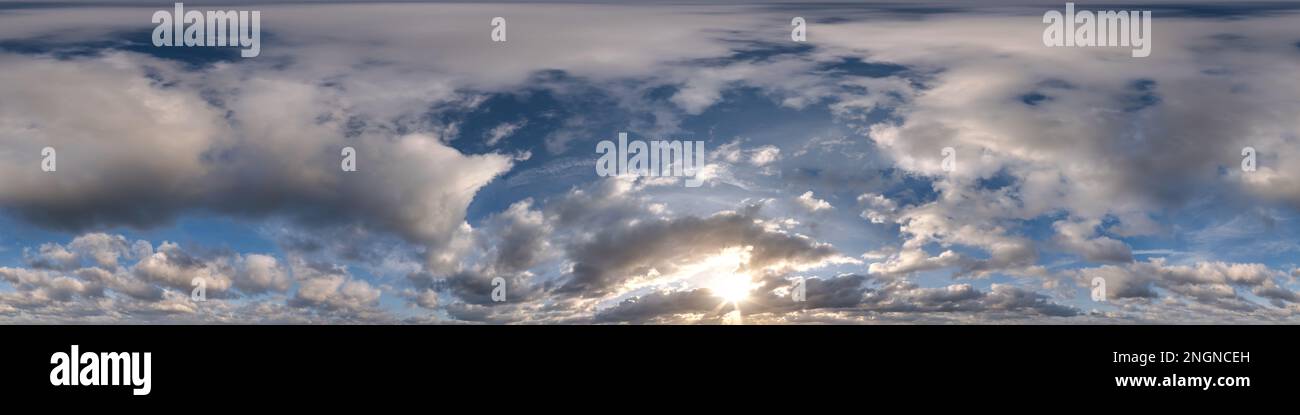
[709,272,753,304]
[699,247,757,306]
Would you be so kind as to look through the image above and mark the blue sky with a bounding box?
[1,1,1299,323]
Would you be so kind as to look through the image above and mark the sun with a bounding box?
[709,272,754,305]
[696,247,757,306]
[708,272,753,325]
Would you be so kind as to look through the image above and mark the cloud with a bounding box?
[287,259,382,313]
[0,51,513,271]
[749,145,782,167]
[1052,218,1134,263]
[869,282,1076,317]
[819,14,1300,221]
[557,209,849,296]
[483,199,554,275]
[795,191,833,212]
[0,267,99,303]
[867,190,1038,278]
[233,254,292,295]
[407,198,553,305]
[1075,259,1297,310]
[485,121,526,146]
[133,241,234,295]
[857,193,898,224]
[714,139,784,171]
[0,233,395,322]
[594,288,718,323]
[594,274,1078,323]
[23,243,79,271]
[2,2,1300,324]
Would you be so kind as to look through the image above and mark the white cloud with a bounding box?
[796,191,833,212]
[485,121,526,146]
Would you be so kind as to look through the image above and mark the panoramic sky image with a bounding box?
[1,0,1299,324]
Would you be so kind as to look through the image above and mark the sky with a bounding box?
[1,0,1299,324]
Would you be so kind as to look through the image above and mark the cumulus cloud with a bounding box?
[1053,218,1134,263]
[0,233,386,322]
[714,139,784,171]
[820,12,1300,226]
[284,258,382,314]
[795,191,833,212]
[133,242,235,296]
[857,193,898,224]
[234,254,293,295]
[0,50,511,270]
[867,190,1038,278]
[1075,259,1297,310]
